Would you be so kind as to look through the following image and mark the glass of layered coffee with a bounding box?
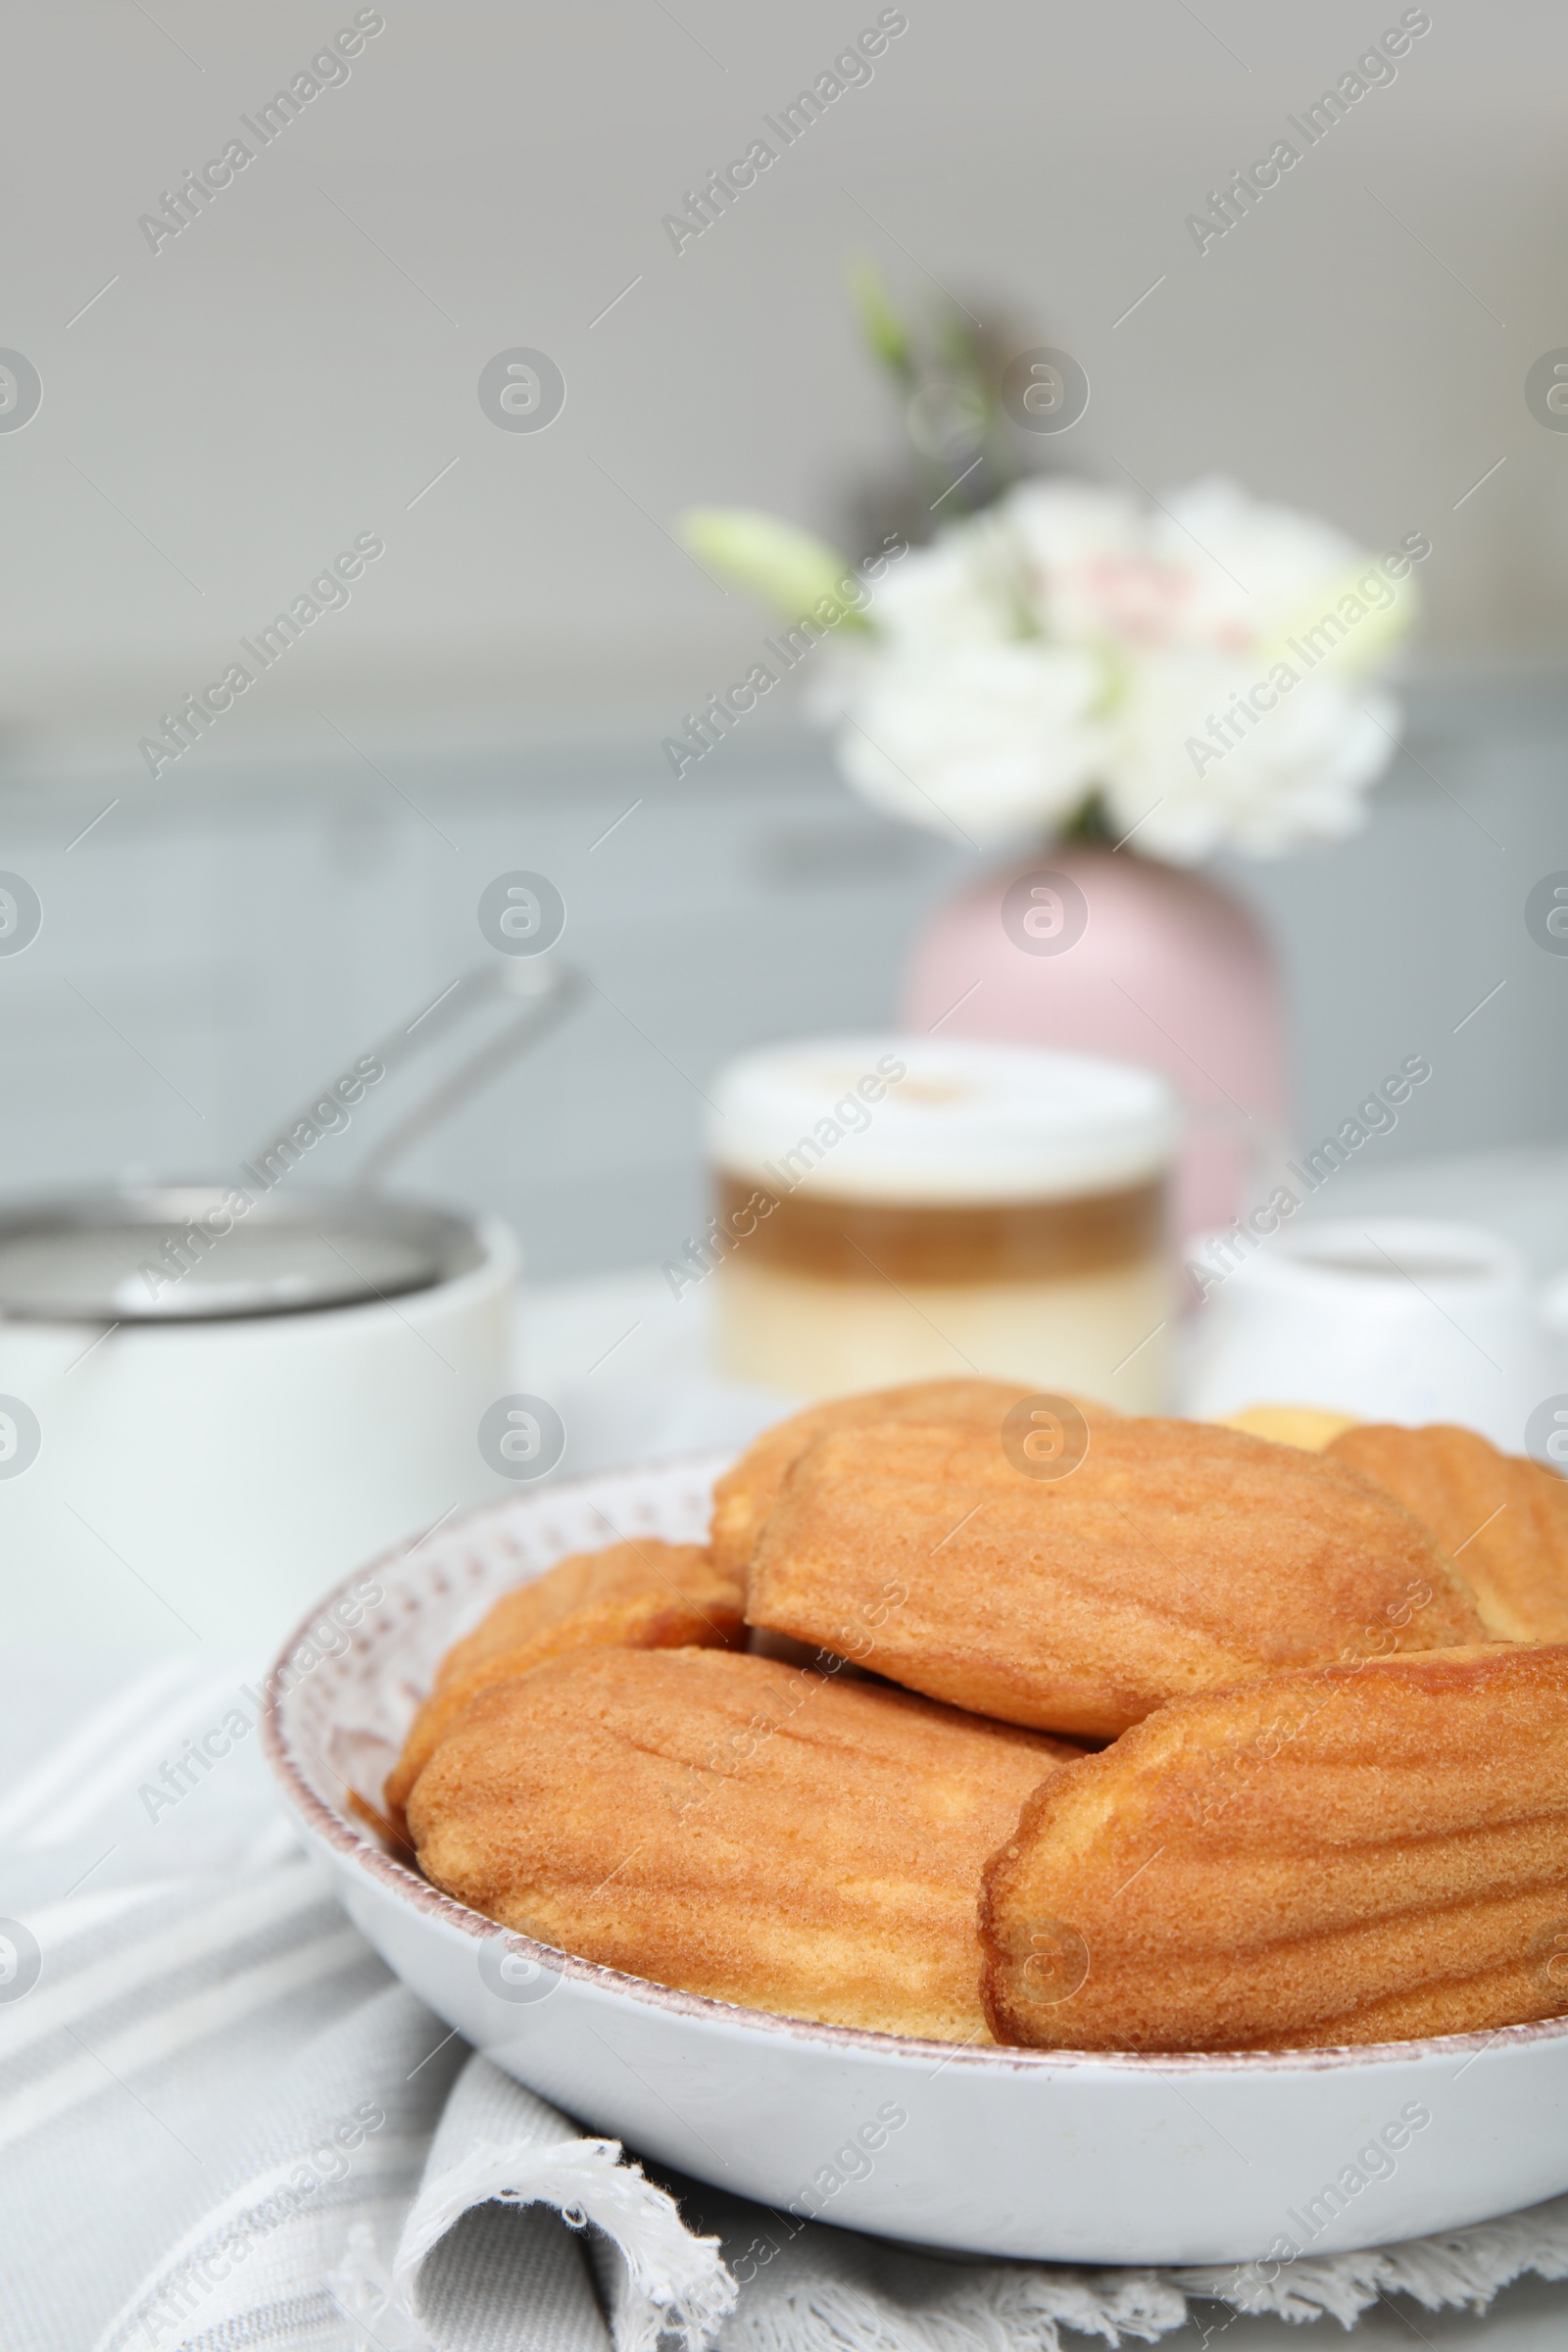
[709,1036,1177,1407]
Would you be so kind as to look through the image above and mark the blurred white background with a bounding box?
[4,0,1568,730]
[1,0,1566,1273]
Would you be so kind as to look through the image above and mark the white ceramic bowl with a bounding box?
[261,1451,1568,2266]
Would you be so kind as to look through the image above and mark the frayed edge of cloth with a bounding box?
[1174,2190,1568,2331]
[392,2130,737,2352]
[718,2263,1187,2352]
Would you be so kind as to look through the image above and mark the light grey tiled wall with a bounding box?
[0,726,962,1277]
[0,684,1564,1278]
[1218,681,1568,1187]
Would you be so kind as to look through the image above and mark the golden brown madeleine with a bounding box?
[1328,1422,1568,1642]
[383,1541,742,1838]
[746,1416,1484,1738]
[710,1378,1115,1582]
[1221,1404,1361,1451]
[981,1644,1568,2052]
[434,1540,740,1687]
[409,1646,1079,2041]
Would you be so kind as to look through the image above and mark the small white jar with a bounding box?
[708,1036,1178,1407]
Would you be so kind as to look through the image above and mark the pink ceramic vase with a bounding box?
[901,846,1289,1243]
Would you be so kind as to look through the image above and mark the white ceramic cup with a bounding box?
[0,960,581,1658]
[1182,1217,1567,1450]
[0,1209,520,1656]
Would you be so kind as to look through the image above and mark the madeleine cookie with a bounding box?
[1329,1422,1568,1642]
[409,1645,1079,2042]
[710,1377,1116,1582]
[1222,1404,1361,1451]
[383,1540,743,1838]
[981,1644,1568,2050]
[746,1416,1485,1738]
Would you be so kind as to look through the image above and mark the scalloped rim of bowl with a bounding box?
[260,1450,1568,2081]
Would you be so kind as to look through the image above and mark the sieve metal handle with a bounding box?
[253,958,582,1190]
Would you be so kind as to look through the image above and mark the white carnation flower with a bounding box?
[1004,477,1147,572]
[868,523,1017,648]
[1150,478,1368,654]
[1102,652,1401,863]
[808,474,1414,858]
[999,478,1163,645]
[835,643,1107,842]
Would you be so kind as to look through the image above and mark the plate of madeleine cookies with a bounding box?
[263,1379,1568,2263]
